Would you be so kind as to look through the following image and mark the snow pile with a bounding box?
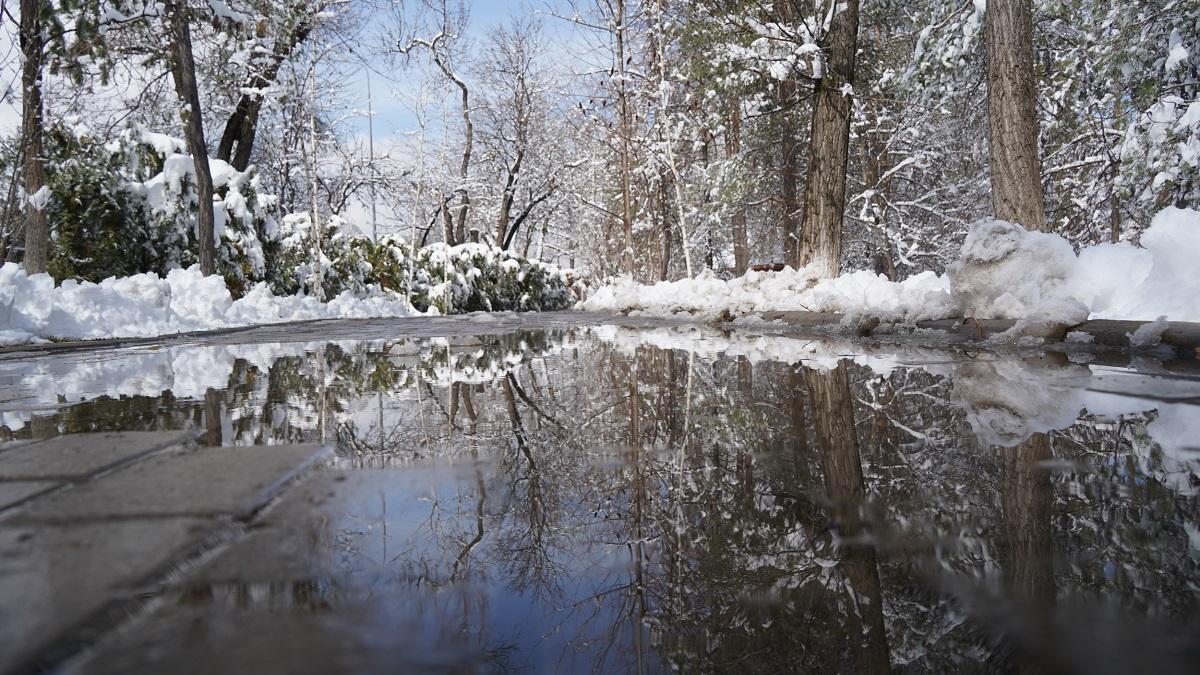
[953,207,1200,325]
[580,266,956,323]
[1068,207,1200,321]
[0,264,418,345]
[582,206,1200,328]
[948,219,1089,335]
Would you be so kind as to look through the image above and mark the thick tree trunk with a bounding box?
[167,0,217,276]
[798,0,861,279]
[726,109,749,274]
[803,362,891,673]
[985,0,1046,231]
[20,0,49,274]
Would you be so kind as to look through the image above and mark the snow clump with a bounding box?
[948,219,1089,336]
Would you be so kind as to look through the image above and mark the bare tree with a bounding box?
[479,17,556,250]
[395,0,474,245]
[216,8,320,172]
[614,0,635,275]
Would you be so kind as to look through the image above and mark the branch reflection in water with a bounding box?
[5,323,1198,673]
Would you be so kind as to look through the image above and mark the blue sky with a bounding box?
[334,1,554,144]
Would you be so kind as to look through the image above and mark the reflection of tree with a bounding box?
[14,326,1200,672]
[803,362,891,674]
[997,431,1056,673]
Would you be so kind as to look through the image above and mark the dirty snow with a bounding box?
[1129,316,1170,347]
[949,218,1089,334]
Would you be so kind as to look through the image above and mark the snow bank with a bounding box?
[582,206,1200,327]
[1068,207,1200,321]
[0,264,418,345]
[580,266,956,323]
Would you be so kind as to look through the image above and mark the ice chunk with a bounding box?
[1129,316,1169,348]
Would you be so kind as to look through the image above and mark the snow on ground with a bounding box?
[582,267,956,324]
[582,206,1200,326]
[2,208,1197,346]
[0,264,420,346]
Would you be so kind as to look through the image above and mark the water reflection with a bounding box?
[6,323,1199,672]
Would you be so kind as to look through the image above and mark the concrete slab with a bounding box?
[61,597,492,675]
[0,481,58,510]
[0,519,218,675]
[0,432,194,481]
[188,468,460,586]
[4,444,331,524]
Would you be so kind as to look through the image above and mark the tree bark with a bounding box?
[167,0,217,276]
[615,0,635,276]
[726,109,749,274]
[985,0,1046,231]
[20,0,49,274]
[798,0,861,279]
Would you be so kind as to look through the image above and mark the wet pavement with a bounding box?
[1,313,1198,673]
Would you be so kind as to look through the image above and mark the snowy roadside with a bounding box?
[580,206,1200,329]
[0,265,423,346]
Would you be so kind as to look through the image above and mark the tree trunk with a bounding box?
[985,0,1046,231]
[495,150,524,246]
[616,0,635,276]
[798,0,861,279]
[659,171,673,280]
[861,92,896,280]
[167,0,217,276]
[726,109,749,274]
[20,0,49,274]
[216,19,314,172]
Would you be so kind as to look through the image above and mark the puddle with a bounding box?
[4,321,1199,673]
